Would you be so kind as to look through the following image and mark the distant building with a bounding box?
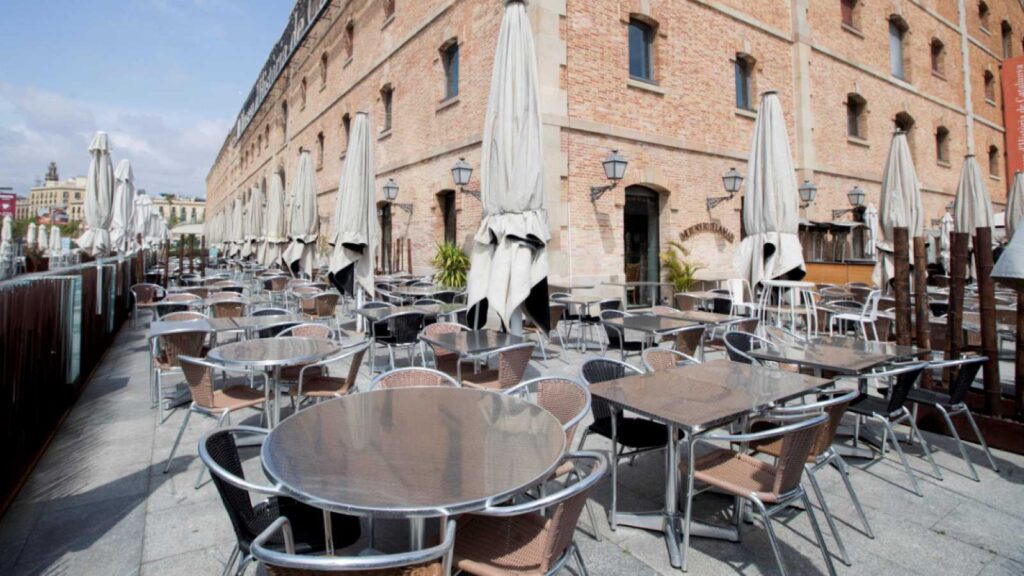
[29,163,85,223]
[151,195,206,224]
[14,195,31,220]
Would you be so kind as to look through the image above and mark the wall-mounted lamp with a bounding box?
[707,167,743,210]
[590,149,628,202]
[451,158,480,199]
[382,178,412,213]
[946,200,954,214]
[798,179,817,209]
[832,185,866,219]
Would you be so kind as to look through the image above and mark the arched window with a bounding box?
[1002,21,1014,58]
[441,39,459,100]
[383,0,395,20]
[264,124,270,149]
[341,113,351,156]
[889,16,909,81]
[381,84,393,132]
[935,126,950,164]
[734,53,756,111]
[989,144,1000,176]
[344,21,354,61]
[846,93,867,139]
[930,38,945,75]
[895,111,916,157]
[316,132,325,169]
[984,70,996,102]
[628,18,655,82]
[300,77,307,109]
[840,0,860,29]
[320,52,328,86]
[281,101,289,138]
[979,2,990,31]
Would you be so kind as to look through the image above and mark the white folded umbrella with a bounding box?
[872,130,923,288]
[329,112,377,298]
[110,159,136,253]
[263,171,287,268]
[25,222,36,247]
[77,132,114,256]
[283,151,319,276]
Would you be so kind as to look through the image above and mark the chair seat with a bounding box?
[299,375,354,398]
[280,364,322,381]
[245,497,361,555]
[461,369,502,391]
[211,385,267,411]
[588,417,667,449]
[453,512,553,576]
[681,446,782,504]
[905,387,954,408]
[155,346,210,370]
[848,394,903,418]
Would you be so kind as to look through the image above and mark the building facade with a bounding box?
[29,164,85,223]
[150,195,206,225]
[206,0,1024,295]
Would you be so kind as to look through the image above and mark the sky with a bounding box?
[0,0,294,199]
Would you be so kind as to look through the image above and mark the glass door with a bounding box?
[623,187,660,308]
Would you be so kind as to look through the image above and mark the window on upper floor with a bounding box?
[383,0,395,20]
[895,111,916,156]
[734,53,756,111]
[381,85,393,132]
[316,132,325,169]
[841,0,861,31]
[341,113,351,155]
[989,144,1000,176]
[257,134,262,151]
[265,125,270,150]
[628,18,655,82]
[441,40,460,100]
[889,16,909,81]
[984,70,996,102]
[1002,21,1014,58]
[300,77,308,109]
[935,126,950,164]
[440,190,456,245]
[345,21,354,61]
[930,38,946,76]
[979,2,991,32]
[320,52,328,87]
[846,93,867,139]
[281,101,289,138]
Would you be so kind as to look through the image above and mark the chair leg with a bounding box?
[881,418,923,496]
[906,410,943,480]
[584,498,601,542]
[572,542,590,576]
[221,543,240,576]
[962,406,999,472]
[801,491,839,576]
[805,465,850,566]
[936,404,979,481]
[609,438,619,530]
[834,454,873,538]
[752,498,788,576]
[163,408,192,473]
[196,412,229,489]
[233,553,251,576]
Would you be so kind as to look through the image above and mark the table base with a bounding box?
[616,511,739,568]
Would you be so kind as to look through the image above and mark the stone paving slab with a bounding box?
[1,315,1023,575]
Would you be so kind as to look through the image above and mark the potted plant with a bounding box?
[24,245,48,273]
[660,240,702,293]
[431,242,470,288]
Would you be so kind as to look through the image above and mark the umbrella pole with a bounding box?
[893,227,912,346]
[162,240,169,288]
[200,236,206,276]
[947,232,969,381]
[974,227,1001,417]
[913,236,932,386]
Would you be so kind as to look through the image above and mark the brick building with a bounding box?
[206,0,1024,298]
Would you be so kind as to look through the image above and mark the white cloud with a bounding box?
[0,83,229,199]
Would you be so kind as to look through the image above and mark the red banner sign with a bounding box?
[0,193,15,218]
[1001,56,1024,187]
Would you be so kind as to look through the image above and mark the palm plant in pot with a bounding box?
[431,242,470,288]
[661,240,702,292]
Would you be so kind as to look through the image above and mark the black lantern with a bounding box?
[450,157,479,199]
[383,178,411,213]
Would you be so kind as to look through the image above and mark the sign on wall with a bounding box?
[0,193,15,218]
[1001,56,1024,186]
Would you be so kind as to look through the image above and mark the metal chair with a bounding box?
[368,366,460,390]
[843,362,939,497]
[578,358,667,531]
[641,347,699,372]
[452,451,607,576]
[375,311,426,370]
[301,292,340,333]
[722,331,774,365]
[599,309,645,361]
[418,321,472,374]
[459,342,535,390]
[130,283,164,327]
[273,324,333,383]
[674,292,700,311]
[724,278,757,316]
[294,341,369,404]
[150,328,212,423]
[361,301,394,372]
[199,427,361,576]
[578,298,620,349]
[829,290,882,340]
[680,413,836,576]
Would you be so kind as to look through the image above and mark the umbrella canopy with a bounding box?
[241,187,257,259]
[0,216,11,278]
[25,222,36,247]
[466,0,550,331]
[1006,171,1023,241]
[283,151,320,275]
[872,130,923,288]
[993,222,1024,291]
[170,223,205,237]
[733,91,805,288]
[77,132,115,256]
[134,192,153,248]
[230,196,244,257]
[262,171,287,267]
[329,112,377,298]
[940,212,954,272]
[37,224,48,250]
[954,154,995,235]
[864,203,879,258]
[245,184,264,260]
[49,225,62,256]
[110,159,136,253]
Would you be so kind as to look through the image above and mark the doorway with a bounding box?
[623,187,660,308]
[378,202,392,273]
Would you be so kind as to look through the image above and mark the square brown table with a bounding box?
[651,309,743,326]
[418,328,525,357]
[602,315,697,336]
[747,338,900,375]
[588,360,831,570]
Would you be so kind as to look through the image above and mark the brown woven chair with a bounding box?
[161,311,208,322]
[680,413,835,576]
[368,366,459,391]
[460,342,535,391]
[705,316,758,353]
[303,293,341,333]
[208,291,241,302]
[674,292,700,311]
[291,342,369,405]
[419,322,472,375]
[253,517,455,576]
[163,356,267,488]
[453,451,607,576]
[130,283,164,327]
[150,328,212,423]
[641,347,698,372]
[210,300,246,319]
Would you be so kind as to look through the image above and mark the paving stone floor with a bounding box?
[1,314,1023,575]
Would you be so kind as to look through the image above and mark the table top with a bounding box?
[419,329,526,355]
[808,335,929,359]
[748,339,899,374]
[680,291,730,301]
[588,359,831,434]
[602,315,697,334]
[354,303,466,322]
[762,279,816,289]
[149,319,213,339]
[229,313,305,330]
[651,309,743,326]
[207,337,339,368]
[261,387,565,517]
[390,285,454,297]
[604,281,673,287]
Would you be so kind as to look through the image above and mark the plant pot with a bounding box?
[26,257,48,273]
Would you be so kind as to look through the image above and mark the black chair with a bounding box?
[599,309,645,361]
[433,291,457,304]
[362,301,394,372]
[251,308,296,339]
[722,331,773,365]
[376,311,426,370]
[199,426,360,576]
[905,356,998,481]
[578,358,667,531]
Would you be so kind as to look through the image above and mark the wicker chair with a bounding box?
[748,388,870,566]
[210,300,246,319]
[200,427,361,576]
[150,328,212,423]
[273,324,333,382]
[641,347,698,372]
[164,356,268,488]
[459,342,535,391]
[452,451,607,576]
[162,311,208,322]
[368,366,460,390]
[252,308,298,339]
[302,293,340,333]
[704,316,759,354]
[130,283,164,327]
[155,294,199,319]
[578,358,666,531]
[418,322,472,375]
[680,413,836,576]
[294,342,369,404]
[674,293,700,311]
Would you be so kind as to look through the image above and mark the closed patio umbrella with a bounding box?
[940,212,953,273]
[110,159,135,253]
[25,222,36,247]
[329,111,377,298]
[466,0,550,332]
[1006,171,1023,241]
[246,184,264,261]
[37,224,48,251]
[733,91,805,289]
[50,225,62,257]
[263,172,287,268]
[230,196,244,257]
[864,202,879,259]
[77,132,114,256]
[241,187,257,259]
[134,192,153,249]
[283,151,319,276]
[954,154,994,281]
[872,130,923,288]
[1,216,12,278]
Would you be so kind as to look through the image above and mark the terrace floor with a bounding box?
[1,316,1023,575]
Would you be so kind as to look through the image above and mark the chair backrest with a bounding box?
[766,388,859,459]
[209,291,241,302]
[211,300,246,319]
[723,331,772,364]
[369,367,460,390]
[504,377,591,445]
[156,300,192,318]
[167,293,200,303]
[433,290,457,304]
[599,308,630,348]
[253,307,290,317]
[130,283,162,305]
[550,292,571,301]
[420,322,469,360]
[413,298,444,306]
[312,293,340,316]
[277,323,331,339]
[674,293,699,311]
[597,298,622,312]
[642,347,698,372]
[162,311,208,322]
[934,355,986,404]
[179,355,219,409]
[386,312,426,344]
[362,300,392,310]
[723,317,759,335]
[494,342,536,389]
[579,358,643,422]
[257,321,301,339]
[265,276,289,292]
[863,289,882,319]
[768,413,829,496]
[157,330,210,368]
[847,362,927,414]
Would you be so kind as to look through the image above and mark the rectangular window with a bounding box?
[889,21,904,79]
[628,20,654,81]
[847,102,862,138]
[443,43,459,100]
[442,190,456,245]
[734,59,752,110]
[382,88,393,131]
[841,0,855,27]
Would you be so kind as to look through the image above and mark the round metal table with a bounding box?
[207,337,339,427]
[261,387,566,548]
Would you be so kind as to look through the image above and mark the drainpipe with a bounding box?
[958,0,976,154]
